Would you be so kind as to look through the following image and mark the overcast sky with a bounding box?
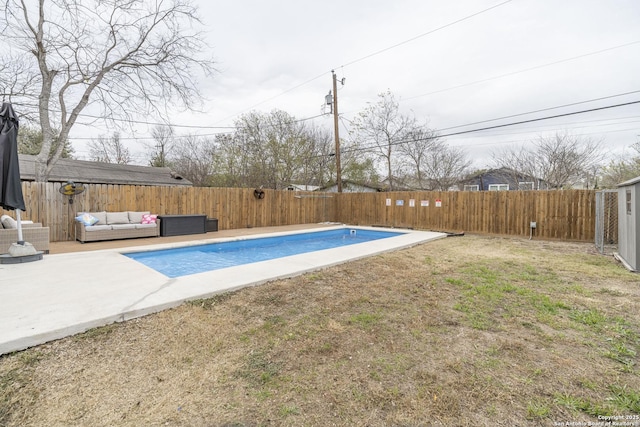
[74,0,640,169]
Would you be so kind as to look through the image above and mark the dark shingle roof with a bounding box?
[19,155,192,186]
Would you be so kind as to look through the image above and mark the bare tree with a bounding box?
[297,125,335,187]
[351,90,415,190]
[0,0,213,181]
[423,143,471,190]
[88,132,131,164]
[601,142,640,188]
[397,124,470,190]
[148,125,176,168]
[170,134,216,187]
[492,132,604,189]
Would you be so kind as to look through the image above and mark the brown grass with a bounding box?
[1,234,639,426]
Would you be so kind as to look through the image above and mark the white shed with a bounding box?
[616,176,640,272]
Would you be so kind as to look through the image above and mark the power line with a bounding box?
[438,90,640,131]
[440,101,640,137]
[210,0,513,126]
[68,113,330,142]
[211,74,330,125]
[339,0,513,69]
[338,100,640,155]
[445,117,640,141]
[450,126,640,149]
[37,33,636,137]
[64,38,639,133]
[68,94,640,146]
[404,41,640,101]
[63,88,637,137]
[334,92,640,143]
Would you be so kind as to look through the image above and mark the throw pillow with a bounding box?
[87,211,107,224]
[141,214,158,224]
[75,213,99,226]
[1,215,18,229]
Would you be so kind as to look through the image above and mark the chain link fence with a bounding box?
[595,190,618,254]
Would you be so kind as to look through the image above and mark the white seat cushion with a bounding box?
[85,225,112,232]
[110,224,136,230]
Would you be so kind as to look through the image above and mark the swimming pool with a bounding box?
[126,228,402,278]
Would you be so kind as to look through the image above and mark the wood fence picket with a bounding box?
[0,183,599,243]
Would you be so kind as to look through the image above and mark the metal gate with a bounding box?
[595,190,618,254]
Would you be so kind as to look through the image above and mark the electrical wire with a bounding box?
[335,100,640,155]
[403,41,640,101]
[339,0,513,69]
[66,93,640,146]
[438,101,640,138]
[209,0,514,126]
[445,117,640,140]
[67,113,330,141]
[449,126,640,149]
[32,37,638,136]
[437,90,640,131]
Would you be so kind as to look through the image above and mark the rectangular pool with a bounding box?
[125,228,402,278]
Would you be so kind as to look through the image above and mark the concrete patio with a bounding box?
[0,224,446,355]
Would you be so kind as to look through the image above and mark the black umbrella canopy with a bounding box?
[0,102,25,211]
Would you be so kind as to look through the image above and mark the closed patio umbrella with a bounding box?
[0,102,37,258]
[0,102,25,212]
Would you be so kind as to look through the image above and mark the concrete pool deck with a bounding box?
[0,224,446,355]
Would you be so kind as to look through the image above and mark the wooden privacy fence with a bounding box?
[335,190,596,241]
[1,182,597,242]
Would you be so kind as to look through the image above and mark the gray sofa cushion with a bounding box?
[111,224,137,230]
[128,211,150,224]
[106,212,130,224]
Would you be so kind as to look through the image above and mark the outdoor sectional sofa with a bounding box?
[0,215,50,254]
[75,211,160,243]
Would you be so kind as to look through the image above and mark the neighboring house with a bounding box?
[394,176,459,191]
[285,184,321,191]
[458,168,547,191]
[19,154,192,186]
[318,180,383,193]
[380,176,415,191]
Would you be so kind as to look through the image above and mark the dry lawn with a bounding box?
[1,234,639,426]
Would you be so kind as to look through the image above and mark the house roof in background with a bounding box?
[618,176,640,187]
[19,155,192,186]
[318,180,383,192]
[463,167,519,180]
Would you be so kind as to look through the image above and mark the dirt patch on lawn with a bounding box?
[2,234,639,426]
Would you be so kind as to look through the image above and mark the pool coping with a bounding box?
[0,225,446,355]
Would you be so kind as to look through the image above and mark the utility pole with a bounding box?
[332,70,342,193]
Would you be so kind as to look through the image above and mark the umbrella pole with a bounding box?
[16,209,24,244]
[7,208,38,257]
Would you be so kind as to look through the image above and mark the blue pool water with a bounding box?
[125,228,402,278]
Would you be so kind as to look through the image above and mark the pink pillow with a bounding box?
[141,214,158,224]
